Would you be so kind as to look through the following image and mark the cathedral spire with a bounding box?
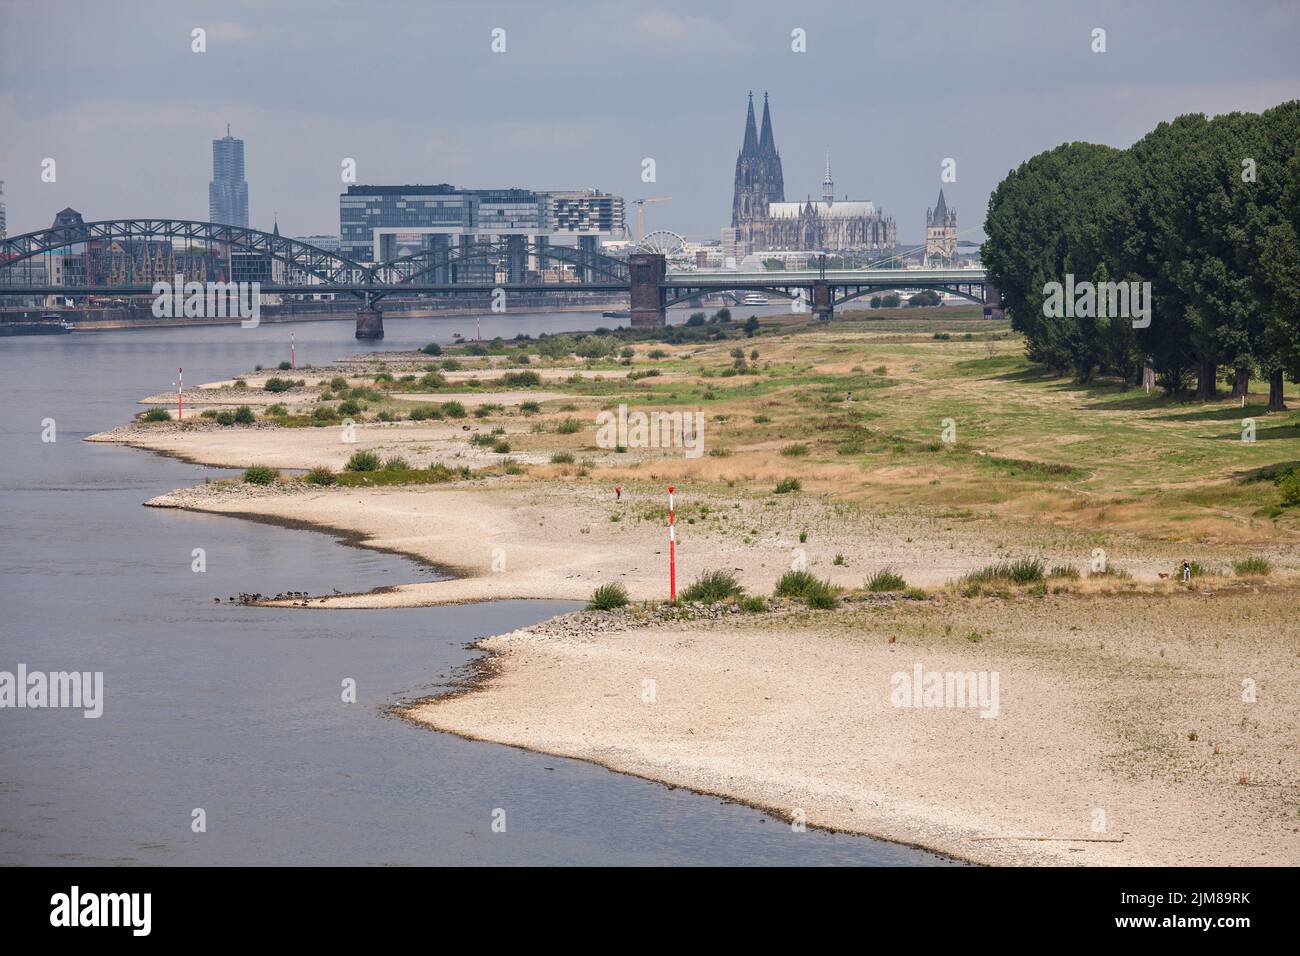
[758,91,776,154]
[822,152,834,206]
[933,188,948,221]
[742,91,759,154]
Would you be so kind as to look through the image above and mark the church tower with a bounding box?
[925,188,957,265]
[731,92,785,230]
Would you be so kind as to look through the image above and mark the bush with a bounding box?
[329,376,349,391]
[804,580,838,609]
[781,443,809,457]
[500,370,541,387]
[866,568,906,592]
[141,407,171,422]
[774,570,818,599]
[441,401,467,419]
[491,441,511,454]
[215,410,236,426]
[420,342,443,356]
[556,417,581,434]
[679,570,745,604]
[408,405,441,421]
[1279,469,1300,506]
[648,349,668,359]
[774,477,801,494]
[382,456,408,471]
[1232,556,1272,576]
[520,401,541,415]
[1048,565,1081,579]
[311,405,338,422]
[243,465,277,485]
[587,582,629,611]
[305,466,337,486]
[419,372,446,390]
[345,450,381,472]
[263,377,294,393]
[233,378,247,389]
[233,405,255,424]
[337,399,361,416]
[265,403,288,416]
[277,360,292,371]
[551,452,575,464]
[740,596,767,613]
[962,557,1045,586]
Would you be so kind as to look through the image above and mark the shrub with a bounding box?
[774,477,801,494]
[774,570,818,598]
[740,596,767,613]
[263,377,293,393]
[866,568,906,592]
[1048,565,1081,579]
[337,399,361,416]
[500,370,541,387]
[311,405,338,422]
[679,570,745,604]
[803,578,838,609]
[277,360,292,371]
[587,582,629,611]
[408,405,441,421]
[243,465,277,485]
[1279,469,1300,506]
[382,456,408,471]
[233,378,247,389]
[265,403,288,416]
[551,452,575,464]
[200,409,219,418]
[215,410,236,426]
[329,376,349,391]
[962,557,1045,586]
[233,405,255,424]
[556,417,581,434]
[441,401,467,419]
[520,401,541,415]
[305,466,337,486]
[345,450,381,472]
[648,349,668,359]
[141,407,171,422]
[420,342,443,356]
[440,359,462,371]
[418,372,446,390]
[491,441,511,454]
[1233,556,1272,576]
[781,443,809,457]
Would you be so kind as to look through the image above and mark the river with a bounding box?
[0,309,955,865]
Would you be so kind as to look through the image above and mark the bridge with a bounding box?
[0,216,995,338]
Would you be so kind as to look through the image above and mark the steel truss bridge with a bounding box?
[0,218,994,338]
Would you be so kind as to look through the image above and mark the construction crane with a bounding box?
[631,197,671,241]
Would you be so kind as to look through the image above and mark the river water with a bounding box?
[0,310,955,865]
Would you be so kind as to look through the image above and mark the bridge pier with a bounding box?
[811,280,833,321]
[629,253,666,328]
[355,291,384,340]
[982,283,1003,321]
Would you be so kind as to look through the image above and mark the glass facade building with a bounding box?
[209,128,249,228]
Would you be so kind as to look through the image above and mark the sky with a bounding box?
[2,0,1299,244]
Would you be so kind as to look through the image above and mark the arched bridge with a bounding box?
[0,217,993,337]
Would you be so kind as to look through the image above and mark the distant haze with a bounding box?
[2,0,1298,244]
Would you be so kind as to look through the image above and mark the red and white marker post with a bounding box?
[667,485,676,602]
[177,367,183,421]
[291,331,296,370]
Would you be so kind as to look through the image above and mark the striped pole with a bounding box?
[177,367,183,420]
[667,485,676,602]
[291,331,296,370]
[476,315,482,341]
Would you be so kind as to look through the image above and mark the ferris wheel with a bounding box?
[638,230,688,259]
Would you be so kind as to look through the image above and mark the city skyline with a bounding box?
[2,1,1298,242]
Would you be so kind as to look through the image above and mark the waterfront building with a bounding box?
[338,184,623,265]
[728,94,896,256]
[209,126,249,228]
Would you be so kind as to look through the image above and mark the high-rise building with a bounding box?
[209,125,249,228]
[729,94,895,255]
[924,189,958,265]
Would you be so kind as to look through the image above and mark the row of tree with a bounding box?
[982,101,1300,408]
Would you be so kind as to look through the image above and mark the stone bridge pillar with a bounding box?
[629,253,666,327]
[811,280,833,321]
[355,291,384,340]
[982,282,1003,321]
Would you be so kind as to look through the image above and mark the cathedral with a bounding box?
[726,93,896,256]
[924,188,958,266]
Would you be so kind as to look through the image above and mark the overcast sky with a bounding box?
[2,0,1298,243]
